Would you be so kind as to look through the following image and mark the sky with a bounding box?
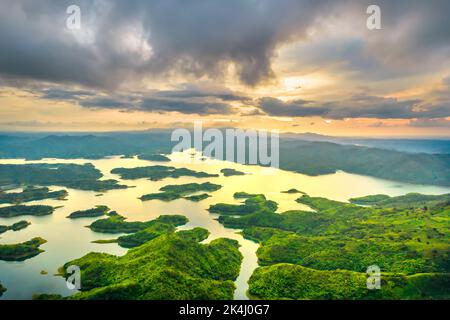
[0,0,449,137]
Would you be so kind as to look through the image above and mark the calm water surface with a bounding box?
[1,151,449,299]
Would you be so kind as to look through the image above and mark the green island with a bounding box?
[0,163,127,192]
[184,193,211,202]
[0,237,47,261]
[281,188,305,194]
[111,165,219,181]
[137,153,171,162]
[88,212,187,234]
[220,168,245,177]
[140,182,221,202]
[35,227,242,300]
[116,215,189,248]
[67,205,110,219]
[0,205,55,218]
[209,192,450,299]
[0,186,68,204]
[0,220,31,234]
[233,192,260,199]
[0,282,5,297]
[209,194,277,216]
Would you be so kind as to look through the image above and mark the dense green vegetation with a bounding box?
[0,163,127,191]
[249,264,450,300]
[211,192,450,299]
[184,193,211,202]
[209,194,277,216]
[137,153,171,162]
[48,228,242,300]
[140,182,221,202]
[89,212,188,234]
[0,205,55,218]
[233,192,260,199]
[67,205,110,219]
[111,165,219,181]
[0,220,30,234]
[350,193,450,208]
[279,139,450,186]
[116,215,189,248]
[220,168,245,177]
[0,186,68,204]
[0,237,47,261]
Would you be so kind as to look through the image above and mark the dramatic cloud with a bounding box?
[257,95,450,119]
[40,88,95,100]
[36,87,236,115]
[2,0,449,89]
[0,0,331,88]
[258,97,328,117]
[0,1,449,132]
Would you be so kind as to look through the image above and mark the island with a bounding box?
[140,182,221,202]
[0,163,127,192]
[184,193,211,202]
[281,188,305,194]
[233,192,260,199]
[88,212,187,234]
[137,153,171,162]
[111,165,219,181]
[0,237,47,261]
[67,205,110,219]
[220,168,245,177]
[0,205,55,218]
[116,215,189,248]
[0,186,68,204]
[0,220,31,234]
[36,228,242,300]
[209,194,277,216]
[210,192,450,299]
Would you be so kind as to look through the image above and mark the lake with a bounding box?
[1,150,449,300]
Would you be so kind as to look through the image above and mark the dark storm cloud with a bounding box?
[80,95,233,115]
[80,97,132,109]
[140,98,232,115]
[257,95,450,119]
[0,0,330,88]
[40,88,95,100]
[1,0,450,120]
[37,86,235,115]
[154,89,248,102]
[258,97,328,117]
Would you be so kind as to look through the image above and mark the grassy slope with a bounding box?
[212,192,450,299]
[61,229,242,300]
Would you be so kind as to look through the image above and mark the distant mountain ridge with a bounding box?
[281,132,450,154]
[0,131,449,186]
